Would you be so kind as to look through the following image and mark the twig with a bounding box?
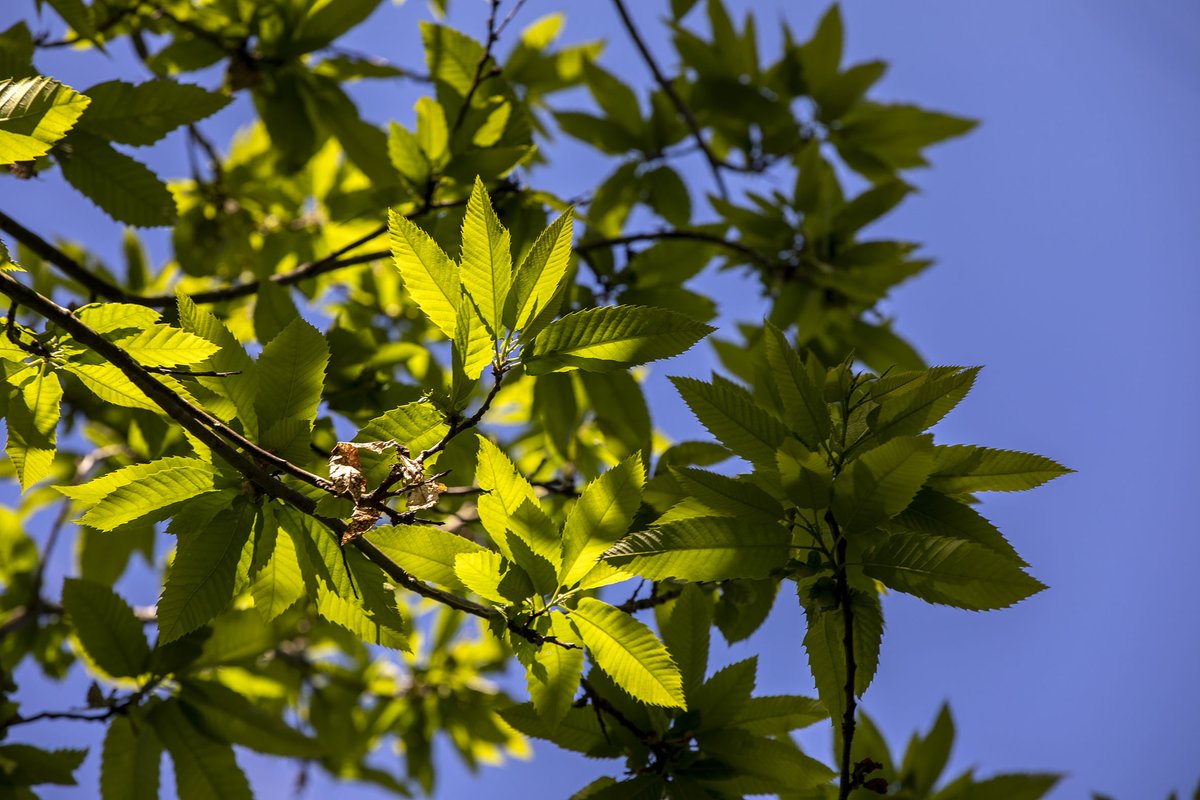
[449,0,503,136]
[576,229,778,271]
[0,269,573,653]
[610,0,728,199]
[416,362,508,464]
[579,677,667,765]
[615,584,684,613]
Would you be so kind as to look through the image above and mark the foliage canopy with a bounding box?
[0,1,1088,799]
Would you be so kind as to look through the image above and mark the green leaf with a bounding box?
[832,436,933,533]
[526,613,584,732]
[802,590,883,738]
[250,522,305,620]
[79,80,230,146]
[506,209,573,332]
[604,516,790,581]
[176,293,259,434]
[569,597,686,708]
[5,366,61,490]
[58,130,177,226]
[453,286,493,382]
[475,434,538,560]
[356,401,448,453]
[797,4,843,90]
[114,325,221,367]
[892,487,1024,564]
[939,773,1061,800]
[763,321,830,447]
[369,523,488,590]
[927,445,1072,493]
[315,582,409,650]
[669,467,783,525]
[59,457,219,532]
[157,502,255,643]
[100,716,161,800]
[180,679,323,758]
[698,728,834,794]
[901,702,954,794]
[290,0,383,54]
[507,502,561,585]
[0,744,86,787]
[499,703,619,758]
[254,318,329,461]
[670,374,787,467]
[420,22,486,97]
[777,438,833,510]
[387,120,430,185]
[389,209,461,338]
[559,452,644,587]
[728,694,827,735]
[0,75,89,163]
[862,533,1046,610]
[866,366,979,446]
[453,549,510,604]
[524,305,713,375]
[460,176,512,337]
[148,699,252,800]
[61,578,150,678]
[657,584,712,701]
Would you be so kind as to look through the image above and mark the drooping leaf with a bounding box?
[604,516,791,582]
[79,79,230,145]
[0,744,86,788]
[559,452,644,587]
[157,501,255,643]
[5,366,61,490]
[569,597,686,708]
[524,305,713,375]
[460,176,512,337]
[697,728,834,794]
[315,583,409,650]
[148,699,252,800]
[389,209,460,338]
[526,613,584,732]
[100,716,161,800]
[861,533,1046,610]
[59,457,220,532]
[802,589,883,740]
[249,522,305,620]
[58,130,177,226]
[61,578,150,678]
[0,75,89,162]
[180,679,323,758]
[927,445,1072,493]
[657,584,712,701]
[728,694,827,735]
[892,487,1024,564]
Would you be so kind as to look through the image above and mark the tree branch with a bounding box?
[826,511,859,800]
[0,271,575,653]
[610,0,728,199]
[576,228,779,271]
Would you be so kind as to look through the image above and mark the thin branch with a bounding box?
[610,0,728,199]
[0,194,493,309]
[576,228,778,271]
[449,0,504,136]
[615,584,684,614]
[0,270,574,653]
[827,510,859,800]
[416,363,507,464]
[579,677,667,764]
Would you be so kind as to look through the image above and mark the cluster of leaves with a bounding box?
[0,1,1095,799]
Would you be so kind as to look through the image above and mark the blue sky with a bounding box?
[3,1,1198,798]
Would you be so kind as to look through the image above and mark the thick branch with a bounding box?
[610,0,728,198]
[826,511,858,800]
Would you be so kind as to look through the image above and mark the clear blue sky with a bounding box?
[3,1,1198,798]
